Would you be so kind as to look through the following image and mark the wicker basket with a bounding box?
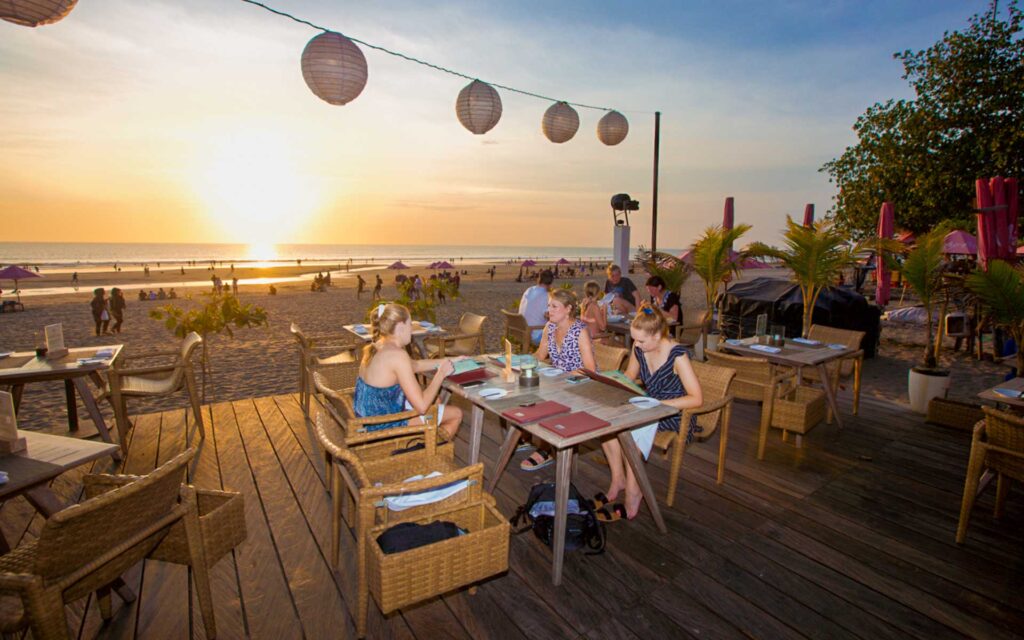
[926,397,985,431]
[366,500,509,614]
[771,386,826,435]
[150,489,246,567]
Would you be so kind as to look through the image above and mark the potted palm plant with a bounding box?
[900,225,953,413]
[966,259,1024,378]
[750,218,865,338]
[691,224,754,355]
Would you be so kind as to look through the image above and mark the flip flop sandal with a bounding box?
[595,503,627,523]
[592,492,612,509]
[519,450,554,472]
[515,440,537,454]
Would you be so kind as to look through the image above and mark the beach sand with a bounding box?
[1,262,1014,434]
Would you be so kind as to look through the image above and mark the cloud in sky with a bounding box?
[0,0,991,248]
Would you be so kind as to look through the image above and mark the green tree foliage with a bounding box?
[966,259,1024,376]
[822,2,1024,237]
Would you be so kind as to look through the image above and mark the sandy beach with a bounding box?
[0,261,1015,434]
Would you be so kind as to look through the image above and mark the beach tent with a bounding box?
[0,265,41,303]
[427,261,439,269]
[718,277,881,357]
[942,230,977,255]
[388,261,408,270]
[876,202,895,307]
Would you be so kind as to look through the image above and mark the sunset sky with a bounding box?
[1,0,988,249]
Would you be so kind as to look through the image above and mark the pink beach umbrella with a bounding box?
[722,197,734,230]
[802,204,815,228]
[1017,245,1024,255]
[876,202,895,307]
[0,265,41,302]
[942,230,977,256]
[1007,178,1019,259]
[555,258,571,265]
[521,259,536,267]
[435,261,454,269]
[388,261,408,270]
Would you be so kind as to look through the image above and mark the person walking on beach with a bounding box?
[71,272,79,291]
[90,288,110,336]
[372,274,383,300]
[232,278,239,295]
[109,288,127,334]
[356,274,366,299]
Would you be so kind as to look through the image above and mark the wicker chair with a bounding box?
[705,350,794,460]
[654,361,736,506]
[501,310,544,353]
[594,342,629,372]
[801,325,865,417]
[424,313,486,357]
[673,309,706,348]
[0,449,219,640]
[105,332,205,451]
[290,323,361,416]
[314,411,482,637]
[956,407,1024,544]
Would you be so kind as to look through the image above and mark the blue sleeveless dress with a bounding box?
[353,377,408,430]
[635,344,701,443]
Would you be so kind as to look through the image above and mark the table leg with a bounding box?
[816,363,843,429]
[468,405,484,465]
[73,378,123,460]
[617,431,667,534]
[487,425,521,493]
[10,384,24,413]
[551,448,573,586]
[65,379,79,432]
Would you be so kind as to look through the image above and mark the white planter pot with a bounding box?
[703,334,720,359]
[907,368,951,414]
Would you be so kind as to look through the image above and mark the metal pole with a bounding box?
[651,111,661,253]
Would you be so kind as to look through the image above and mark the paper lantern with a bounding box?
[301,32,368,106]
[1,0,78,26]
[542,102,579,143]
[596,110,629,145]
[456,80,502,134]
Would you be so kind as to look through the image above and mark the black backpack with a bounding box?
[510,482,605,555]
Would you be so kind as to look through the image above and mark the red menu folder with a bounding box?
[538,412,610,438]
[500,401,571,424]
[448,369,494,385]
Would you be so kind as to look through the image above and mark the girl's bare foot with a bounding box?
[605,481,626,503]
[624,489,644,520]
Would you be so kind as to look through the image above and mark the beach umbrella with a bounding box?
[0,265,41,302]
[722,197,734,230]
[976,178,997,269]
[435,261,454,269]
[802,204,815,228]
[427,261,439,269]
[1,0,77,27]
[942,230,977,255]
[556,258,571,265]
[876,202,895,306]
[521,259,536,267]
[388,261,408,270]
[1007,178,1019,260]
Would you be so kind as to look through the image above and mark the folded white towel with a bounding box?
[383,471,469,511]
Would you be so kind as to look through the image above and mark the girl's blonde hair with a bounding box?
[548,288,579,319]
[361,303,411,367]
[631,302,669,338]
[583,280,601,300]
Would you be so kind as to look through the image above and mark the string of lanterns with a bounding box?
[2,0,636,146]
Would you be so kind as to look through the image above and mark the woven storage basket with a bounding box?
[367,500,509,614]
[771,386,826,434]
[926,398,985,431]
[150,489,246,567]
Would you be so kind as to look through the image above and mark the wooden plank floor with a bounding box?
[4,388,1024,639]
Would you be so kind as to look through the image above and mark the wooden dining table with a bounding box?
[342,321,449,359]
[0,346,123,456]
[977,376,1024,411]
[0,429,120,552]
[443,360,677,586]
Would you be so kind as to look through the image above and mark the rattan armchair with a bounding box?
[501,310,544,353]
[291,323,361,416]
[594,342,629,372]
[956,407,1024,544]
[0,449,219,640]
[802,325,865,418]
[705,350,795,460]
[314,411,483,637]
[654,361,736,505]
[673,309,706,348]
[424,313,486,357]
[105,332,204,451]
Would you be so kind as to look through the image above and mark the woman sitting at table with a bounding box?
[599,303,702,520]
[354,303,463,440]
[579,280,608,341]
[520,288,598,471]
[645,275,682,325]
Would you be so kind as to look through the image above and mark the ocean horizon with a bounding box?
[0,242,683,269]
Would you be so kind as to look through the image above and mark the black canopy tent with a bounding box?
[718,277,881,357]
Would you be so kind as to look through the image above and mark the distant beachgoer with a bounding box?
[604,264,641,314]
[356,275,366,299]
[71,272,79,290]
[453,273,461,291]
[373,275,383,300]
[210,274,217,291]
[138,290,146,302]
[109,288,126,334]
[489,266,495,281]
[158,287,167,300]
[180,266,185,275]
[232,278,239,295]
[269,284,277,295]
[90,288,109,336]
[148,290,157,301]
[230,263,235,272]
[168,288,178,299]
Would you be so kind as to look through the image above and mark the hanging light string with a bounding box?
[239,0,644,114]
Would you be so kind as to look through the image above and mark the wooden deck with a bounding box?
[4,388,1024,639]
